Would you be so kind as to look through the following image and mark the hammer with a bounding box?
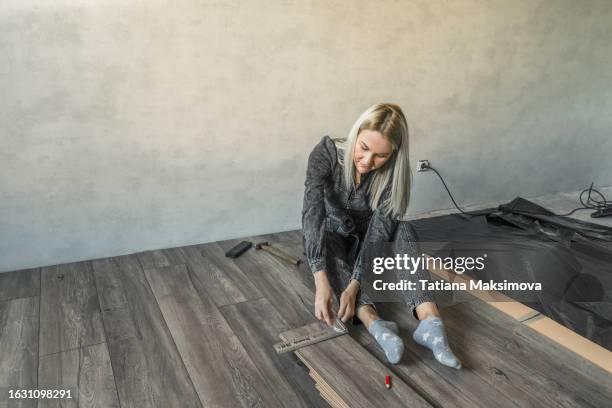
[255,242,302,266]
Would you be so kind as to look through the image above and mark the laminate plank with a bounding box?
[310,368,349,408]
[436,312,547,408]
[178,244,262,307]
[136,248,184,270]
[256,231,317,292]
[144,264,282,408]
[379,298,612,408]
[38,342,119,408]
[0,297,38,408]
[269,230,304,252]
[91,256,201,408]
[0,268,39,302]
[90,258,139,344]
[39,262,105,356]
[349,321,481,408]
[220,298,328,408]
[280,321,432,408]
[378,302,536,408]
[442,299,612,407]
[213,237,317,328]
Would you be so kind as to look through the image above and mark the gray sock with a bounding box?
[368,319,404,364]
[413,316,461,369]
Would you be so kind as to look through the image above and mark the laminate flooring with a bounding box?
[2,187,612,407]
[1,228,611,407]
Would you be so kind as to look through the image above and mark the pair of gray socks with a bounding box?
[367,316,461,369]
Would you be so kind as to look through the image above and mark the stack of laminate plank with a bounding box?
[280,322,432,408]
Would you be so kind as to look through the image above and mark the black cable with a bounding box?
[426,163,611,218]
[427,165,493,217]
[555,182,612,216]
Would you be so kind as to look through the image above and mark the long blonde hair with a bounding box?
[333,103,412,219]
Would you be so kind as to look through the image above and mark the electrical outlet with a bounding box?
[417,160,430,172]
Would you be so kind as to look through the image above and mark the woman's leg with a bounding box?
[355,304,379,327]
[325,234,382,327]
[412,306,462,369]
[355,303,404,364]
[351,242,405,364]
[327,232,405,364]
[394,222,462,369]
[415,302,440,320]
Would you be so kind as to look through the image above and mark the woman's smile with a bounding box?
[357,163,372,172]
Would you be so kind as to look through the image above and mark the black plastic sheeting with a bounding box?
[410,197,612,351]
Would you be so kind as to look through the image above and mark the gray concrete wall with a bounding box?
[2,0,611,272]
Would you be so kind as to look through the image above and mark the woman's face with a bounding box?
[353,129,394,174]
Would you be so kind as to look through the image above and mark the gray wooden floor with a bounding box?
[2,186,612,407]
[1,228,611,407]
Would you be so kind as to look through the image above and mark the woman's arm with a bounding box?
[302,137,334,274]
[302,136,337,326]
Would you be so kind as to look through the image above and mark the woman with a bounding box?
[302,103,461,368]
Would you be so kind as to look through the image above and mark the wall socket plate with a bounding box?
[417,160,430,172]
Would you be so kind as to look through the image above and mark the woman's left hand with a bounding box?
[338,279,360,323]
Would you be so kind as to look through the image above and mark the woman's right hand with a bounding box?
[314,270,334,326]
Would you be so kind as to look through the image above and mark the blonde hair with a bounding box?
[333,103,412,219]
